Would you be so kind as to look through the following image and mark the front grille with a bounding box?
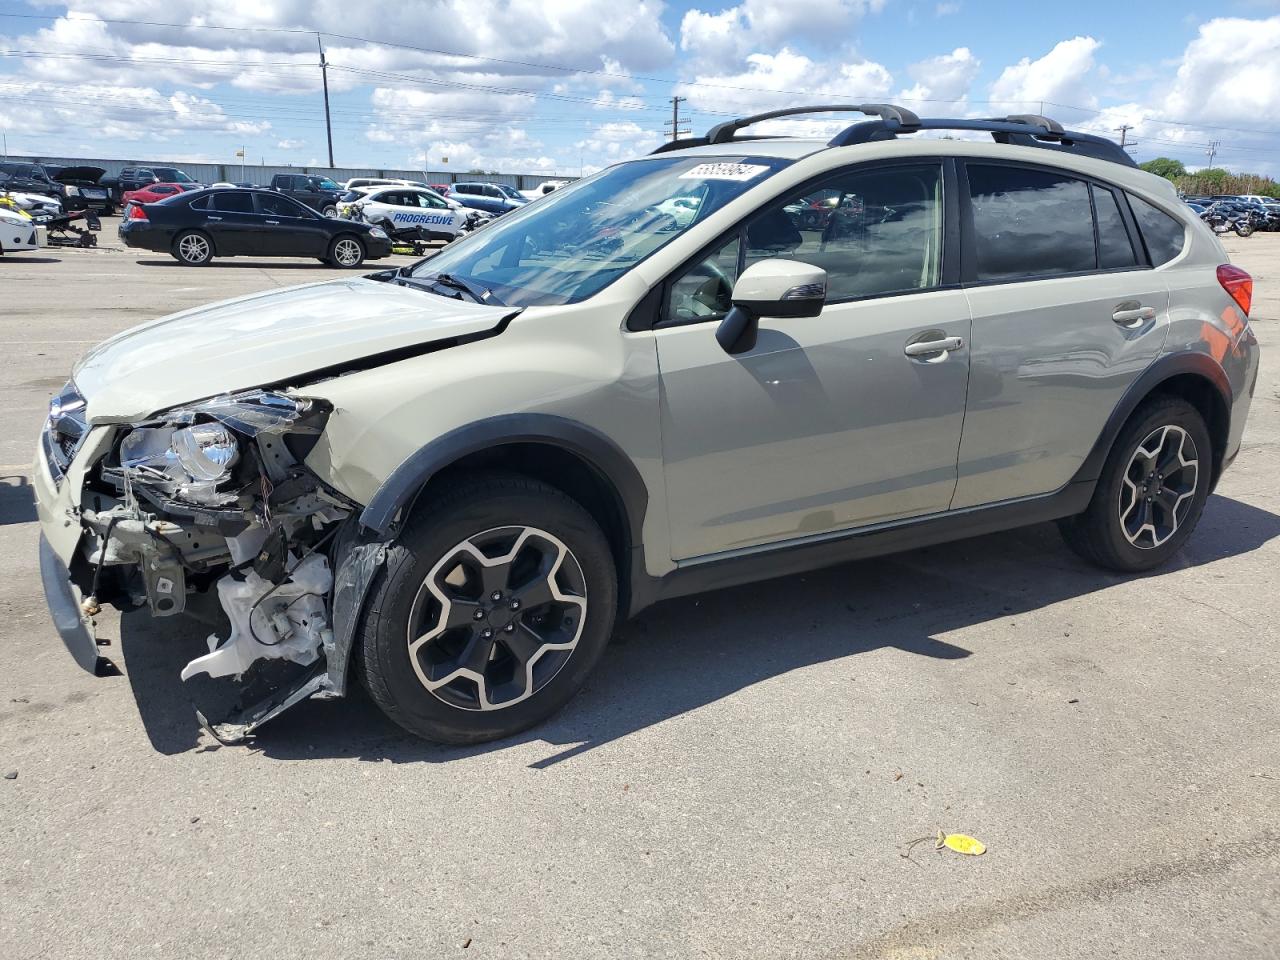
[42,381,88,485]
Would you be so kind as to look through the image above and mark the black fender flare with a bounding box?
[1071,351,1232,485]
[358,413,649,547]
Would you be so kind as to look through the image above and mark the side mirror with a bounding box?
[716,258,827,355]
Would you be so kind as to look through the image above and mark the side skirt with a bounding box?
[627,480,1094,616]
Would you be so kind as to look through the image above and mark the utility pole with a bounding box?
[1205,140,1220,169]
[1114,124,1133,147]
[317,33,335,168]
[665,95,689,142]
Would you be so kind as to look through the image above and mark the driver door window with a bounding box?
[744,164,943,301]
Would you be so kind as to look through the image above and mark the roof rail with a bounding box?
[648,103,1134,168]
[706,103,921,144]
[649,103,923,154]
[827,113,1135,166]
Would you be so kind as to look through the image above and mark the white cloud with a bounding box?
[680,0,886,67]
[1161,16,1280,125]
[899,47,980,112]
[990,36,1102,112]
[677,48,893,123]
[935,2,961,15]
[276,138,305,150]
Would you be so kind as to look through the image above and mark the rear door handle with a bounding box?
[206,216,222,221]
[265,220,280,225]
[904,335,965,357]
[1113,303,1156,325]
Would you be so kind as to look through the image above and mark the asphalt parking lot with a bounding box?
[1,227,1277,959]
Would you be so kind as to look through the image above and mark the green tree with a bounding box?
[1139,157,1186,180]
[1195,167,1231,186]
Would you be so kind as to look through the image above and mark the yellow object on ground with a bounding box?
[937,830,986,855]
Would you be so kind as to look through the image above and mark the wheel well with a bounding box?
[1149,373,1230,483]
[421,442,633,600]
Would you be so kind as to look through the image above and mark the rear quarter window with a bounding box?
[1128,194,1186,266]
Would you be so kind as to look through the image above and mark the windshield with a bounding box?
[153,168,194,183]
[409,155,791,306]
[496,184,524,199]
[313,177,340,190]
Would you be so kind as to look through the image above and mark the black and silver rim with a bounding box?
[333,238,362,266]
[406,526,587,711]
[178,233,209,262]
[1119,424,1199,549]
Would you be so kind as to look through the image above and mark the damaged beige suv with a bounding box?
[36,105,1258,744]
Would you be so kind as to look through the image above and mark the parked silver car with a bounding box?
[35,105,1259,745]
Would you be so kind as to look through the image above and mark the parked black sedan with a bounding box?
[118,187,393,267]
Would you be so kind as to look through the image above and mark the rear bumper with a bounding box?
[118,220,171,252]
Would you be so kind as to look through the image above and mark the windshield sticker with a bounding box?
[679,162,770,182]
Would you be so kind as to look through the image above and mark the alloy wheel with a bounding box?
[406,525,587,711]
[334,238,362,266]
[178,234,209,262]
[1118,424,1199,549]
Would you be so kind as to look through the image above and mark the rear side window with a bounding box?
[1129,195,1186,266]
[210,191,254,213]
[1092,185,1138,269]
[966,164,1095,280]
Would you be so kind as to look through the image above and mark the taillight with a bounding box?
[1217,264,1252,316]
[127,204,148,220]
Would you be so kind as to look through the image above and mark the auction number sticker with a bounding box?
[679,162,770,182]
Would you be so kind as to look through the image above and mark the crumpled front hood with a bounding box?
[74,276,512,422]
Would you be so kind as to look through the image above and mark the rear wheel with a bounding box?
[359,473,617,744]
[1058,397,1212,572]
[327,235,365,268]
[171,230,213,265]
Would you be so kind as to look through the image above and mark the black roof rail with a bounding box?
[827,114,1135,167]
[649,104,1134,168]
[705,103,921,145]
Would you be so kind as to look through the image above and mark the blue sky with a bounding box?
[1,0,1278,176]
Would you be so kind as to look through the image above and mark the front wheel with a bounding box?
[171,230,213,265]
[321,204,338,218]
[1058,397,1212,572]
[1235,222,1254,238]
[359,473,618,744]
[327,235,365,268]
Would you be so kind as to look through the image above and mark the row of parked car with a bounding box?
[0,159,568,218]
[1183,193,1280,233]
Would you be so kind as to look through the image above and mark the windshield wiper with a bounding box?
[424,272,504,306]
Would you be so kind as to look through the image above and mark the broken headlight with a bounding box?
[114,390,328,507]
[120,422,240,503]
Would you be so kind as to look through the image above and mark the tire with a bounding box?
[1235,222,1254,238]
[327,235,365,268]
[359,472,618,744]
[321,204,338,218]
[171,230,213,265]
[1058,397,1212,572]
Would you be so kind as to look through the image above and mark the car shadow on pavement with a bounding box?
[118,493,1280,762]
[0,474,37,526]
[133,259,340,270]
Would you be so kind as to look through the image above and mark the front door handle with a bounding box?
[265,220,280,225]
[904,335,965,357]
[206,216,222,221]
[1113,303,1156,325]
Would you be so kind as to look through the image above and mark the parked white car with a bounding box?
[519,179,569,201]
[0,206,41,253]
[340,185,490,240]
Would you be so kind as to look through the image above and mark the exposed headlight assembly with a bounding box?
[368,226,388,239]
[116,390,328,507]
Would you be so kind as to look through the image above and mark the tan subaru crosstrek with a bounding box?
[35,105,1259,744]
